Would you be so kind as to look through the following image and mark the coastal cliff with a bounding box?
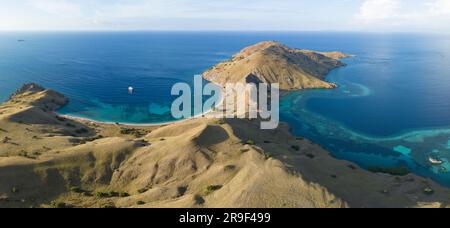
[203,41,349,91]
[1,42,449,208]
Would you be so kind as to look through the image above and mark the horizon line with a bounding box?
[0,29,448,35]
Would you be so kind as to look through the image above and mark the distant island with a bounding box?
[0,42,448,208]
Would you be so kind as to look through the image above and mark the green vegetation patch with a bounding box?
[138,188,149,194]
[11,186,19,194]
[94,191,120,198]
[240,148,250,153]
[75,128,89,134]
[423,187,435,195]
[245,140,255,145]
[306,153,315,159]
[136,201,146,205]
[205,185,223,195]
[119,192,130,197]
[51,201,71,208]
[70,186,84,193]
[120,128,149,137]
[368,166,410,176]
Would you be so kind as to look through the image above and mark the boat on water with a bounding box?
[17,39,26,42]
[128,86,134,94]
[429,157,443,165]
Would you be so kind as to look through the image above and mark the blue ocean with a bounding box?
[1,32,450,186]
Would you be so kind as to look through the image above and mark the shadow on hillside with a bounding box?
[225,118,450,208]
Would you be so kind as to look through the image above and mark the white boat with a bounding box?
[429,157,443,165]
[128,86,134,94]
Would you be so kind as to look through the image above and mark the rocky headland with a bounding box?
[0,43,449,208]
[203,41,349,91]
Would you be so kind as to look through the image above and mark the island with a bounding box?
[1,42,449,208]
[203,41,349,91]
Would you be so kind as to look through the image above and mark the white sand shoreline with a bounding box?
[58,86,226,127]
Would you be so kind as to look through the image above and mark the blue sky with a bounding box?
[0,0,449,32]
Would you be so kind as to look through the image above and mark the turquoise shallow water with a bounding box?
[280,36,450,186]
[1,32,450,186]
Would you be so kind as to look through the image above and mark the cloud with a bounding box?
[356,0,401,22]
[354,0,450,32]
[93,0,305,21]
[29,0,82,17]
[1,0,449,31]
[90,0,308,30]
[428,0,450,15]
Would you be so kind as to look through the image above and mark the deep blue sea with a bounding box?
[1,32,450,186]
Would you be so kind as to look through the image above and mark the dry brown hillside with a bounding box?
[1,84,450,208]
[203,41,349,91]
